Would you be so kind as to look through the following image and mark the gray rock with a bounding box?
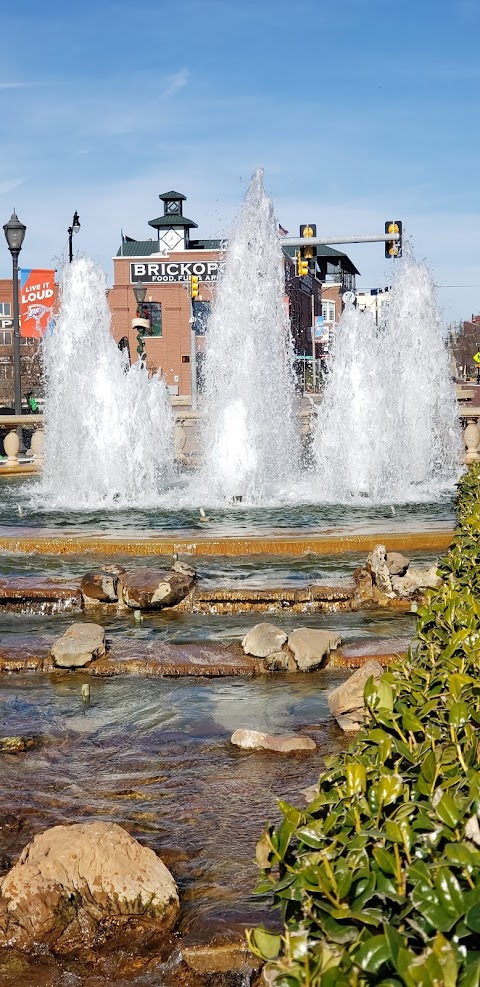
[391,565,441,597]
[263,651,296,672]
[231,729,316,752]
[327,660,383,725]
[241,622,287,658]
[171,559,196,579]
[122,568,194,610]
[386,552,410,577]
[51,623,106,668]
[366,545,393,594]
[287,628,341,671]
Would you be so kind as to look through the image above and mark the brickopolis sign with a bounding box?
[130,261,224,284]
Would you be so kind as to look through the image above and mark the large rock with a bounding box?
[50,623,106,668]
[0,821,179,954]
[241,622,287,658]
[287,628,341,671]
[328,660,383,731]
[121,567,195,610]
[386,552,409,577]
[391,565,441,597]
[231,728,316,753]
[366,545,393,594]
[80,565,126,604]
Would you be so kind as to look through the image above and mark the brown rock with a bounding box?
[263,650,296,672]
[287,628,341,671]
[122,568,194,610]
[80,569,121,603]
[327,660,384,724]
[0,821,179,954]
[51,623,106,668]
[231,729,316,752]
[241,622,287,658]
[353,567,374,601]
[182,942,260,975]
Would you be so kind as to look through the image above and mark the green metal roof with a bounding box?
[158,190,186,201]
[148,214,198,230]
[116,240,161,257]
[190,238,224,250]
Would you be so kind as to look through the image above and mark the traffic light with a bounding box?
[300,223,317,273]
[297,251,309,277]
[385,220,402,258]
[191,275,199,298]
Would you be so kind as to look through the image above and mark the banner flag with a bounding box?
[20,269,56,338]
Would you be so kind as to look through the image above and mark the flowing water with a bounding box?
[39,257,175,509]
[195,168,300,503]
[312,248,462,502]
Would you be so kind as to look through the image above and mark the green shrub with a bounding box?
[248,464,480,987]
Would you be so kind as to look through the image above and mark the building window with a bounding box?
[322,300,336,324]
[20,337,35,346]
[142,302,162,336]
[192,300,211,335]
[0,303,11,317]
[0,331,12,345]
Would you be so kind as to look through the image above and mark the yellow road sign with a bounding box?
[474,352,480,365]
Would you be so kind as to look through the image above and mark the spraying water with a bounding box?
[40,257,175,508]
[198,168,300,503]
[312,248,462,502]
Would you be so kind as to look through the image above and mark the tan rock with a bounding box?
[0,821,179,954]
[51,623,106,668]
[80,567,125,603]
[231,729,316,752]
[386,552,409,576]
[366,545,393,594]
[263,650,296,672]
[122,568,194,610]
[241,622,288,658]
[182,942,260,975]
[391,565,441,597]
[328,660,383,725]
[287,628,341,671]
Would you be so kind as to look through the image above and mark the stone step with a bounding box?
[332,636,410,668]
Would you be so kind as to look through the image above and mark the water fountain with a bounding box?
[40,256,175,509]
[312,247,462,502]
[198,168,300,503]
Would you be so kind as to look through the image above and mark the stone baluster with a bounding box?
[3,429,20,467]
[464,416,480,464]
[30,428,44,465]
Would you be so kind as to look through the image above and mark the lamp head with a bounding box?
[133,282,147,307]
[3,211,26,255]
[72,210,80,233]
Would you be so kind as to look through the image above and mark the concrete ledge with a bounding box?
[0,529,453,557]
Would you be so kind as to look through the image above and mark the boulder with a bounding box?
[366,545,393,594]
[182,943,260,975]
[391,565,441,597]
[353,567,374,602]
[80,568,124,603]
[50,623,106,668]
[231,729,316,753]
[328,659,383,731]
[121,568,195,610]
[263,650,297,672]
[171,559,196,579]
[241,622,287,658]
[0,821,179,954]
[386,552,410,577]
[287,628,341,671]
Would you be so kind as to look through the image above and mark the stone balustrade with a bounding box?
[1,406,479,474]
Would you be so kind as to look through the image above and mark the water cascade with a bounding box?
[312,249,462,502]
[198,169,300,503]
[40,257,175,508]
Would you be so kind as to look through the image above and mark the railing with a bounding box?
[0,415,44,469]
[0,408,479,472]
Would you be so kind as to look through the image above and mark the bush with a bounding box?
[247,464,480,987]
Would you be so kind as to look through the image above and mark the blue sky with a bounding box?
[1,0,479,323]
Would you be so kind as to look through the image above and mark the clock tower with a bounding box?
[148,191,198,252]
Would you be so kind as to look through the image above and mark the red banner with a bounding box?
[20,269,56,338]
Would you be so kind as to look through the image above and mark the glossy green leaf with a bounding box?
[252,928,281,959]
[435,791,461,827]
[354,934,390,973]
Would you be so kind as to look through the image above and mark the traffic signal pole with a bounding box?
[279,232,401,247]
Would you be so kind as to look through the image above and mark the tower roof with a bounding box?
[148,215,198,230]
[158,190,186,201]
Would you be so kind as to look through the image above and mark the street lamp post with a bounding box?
[3,211,26,415]
[68,210,81,263]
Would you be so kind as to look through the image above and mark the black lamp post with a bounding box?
[68,210,81,263]
[3,211,26,415]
